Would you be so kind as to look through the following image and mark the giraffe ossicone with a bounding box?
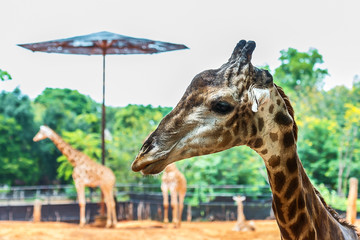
[132,41,359,239]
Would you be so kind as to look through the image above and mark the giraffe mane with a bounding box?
[314,188,359,236]
[274,84,298,141]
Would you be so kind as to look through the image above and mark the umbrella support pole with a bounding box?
[99,53,106,217]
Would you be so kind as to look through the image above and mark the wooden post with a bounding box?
[186,205,192,222]
[157,204,162,221]
[346,177,358,224]
[128,203,133,220]
[33,199,42,222]
[145,203,151,220]
[137,201,144,220]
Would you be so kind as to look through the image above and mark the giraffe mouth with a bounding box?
[140,160,169,175]
[131,155,172,175]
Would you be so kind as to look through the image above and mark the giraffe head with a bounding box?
[33,125,54,142]
[132,40,297,175]
[233,196,246,203]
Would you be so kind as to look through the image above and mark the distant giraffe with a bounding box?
[132,41,359,239]
[161,163,186,227]
[33,125,117,227]
[232,196,255,232]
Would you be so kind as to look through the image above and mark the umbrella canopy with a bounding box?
[18,31,188,165]
[18,31,188,55]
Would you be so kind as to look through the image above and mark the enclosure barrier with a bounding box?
[0,183,347,222]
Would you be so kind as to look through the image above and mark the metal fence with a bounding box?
[0,184,273,222]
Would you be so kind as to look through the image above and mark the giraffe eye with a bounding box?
[211,101,234,115]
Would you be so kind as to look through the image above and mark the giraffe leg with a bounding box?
[75,183,86,227]
[170,189,178,228]
[110,190,117,227]
[178,192,185,227]
[101,186,114,228]
[108,187,117,227]
[161,185,169,223]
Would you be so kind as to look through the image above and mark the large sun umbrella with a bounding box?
[18,31,188,165]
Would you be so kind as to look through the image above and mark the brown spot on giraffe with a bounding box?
[308,229,316,240]
[269,104,274,114]
[284,178,299,200]
[251,124,257,136]
[278,225,292,240]
[268,155,280,168]
[298,193,305,209]
[274,172,286,193]
[273,194,285,224]
[287,197,297,221]
[253,138,263,148]
[274,111,293,126]
[258,117,264,132]
[241,120,248,137]
[283,131,295,148]
[289,212,308,237]
[225,112,239,128]
[286,154,298,173]
[269,132,278,142]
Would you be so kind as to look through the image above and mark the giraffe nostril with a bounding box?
[141,138,155,155]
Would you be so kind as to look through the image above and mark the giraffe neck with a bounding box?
[237,201,246,223]
[47,131,79,167]
[164,163,177,173]
[258,140,357,239]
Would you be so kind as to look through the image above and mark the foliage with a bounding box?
[274,48,328,95]
[0,69,11,81]
[297,117,339,188]
[0,88,39,185]
[34,88,98,133]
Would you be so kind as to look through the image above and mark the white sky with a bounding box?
[1,0,359,107]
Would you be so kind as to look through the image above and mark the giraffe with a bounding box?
[161,163,187,227]
[232,196,255,232]
[131,41,359,239]
[33,125,117,228]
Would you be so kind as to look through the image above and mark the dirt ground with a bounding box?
[0,220,359,240]
[0,220,281,240]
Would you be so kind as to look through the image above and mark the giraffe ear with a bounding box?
[250,87,270,112]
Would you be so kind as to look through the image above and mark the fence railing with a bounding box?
[0,184,274,222]
[0,184,272,206]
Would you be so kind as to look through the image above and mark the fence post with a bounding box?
[187,205,192,222]
[33,199,42,222]
[346,177,358,224]
[137,201,144,220]
[128,202,133,220]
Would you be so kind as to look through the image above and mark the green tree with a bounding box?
[0,88,39,185]
[274,48,328,95]
[0,69,11,81]
[34,88,99,132]
[297,116,339,188]
[336,103,360,196]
